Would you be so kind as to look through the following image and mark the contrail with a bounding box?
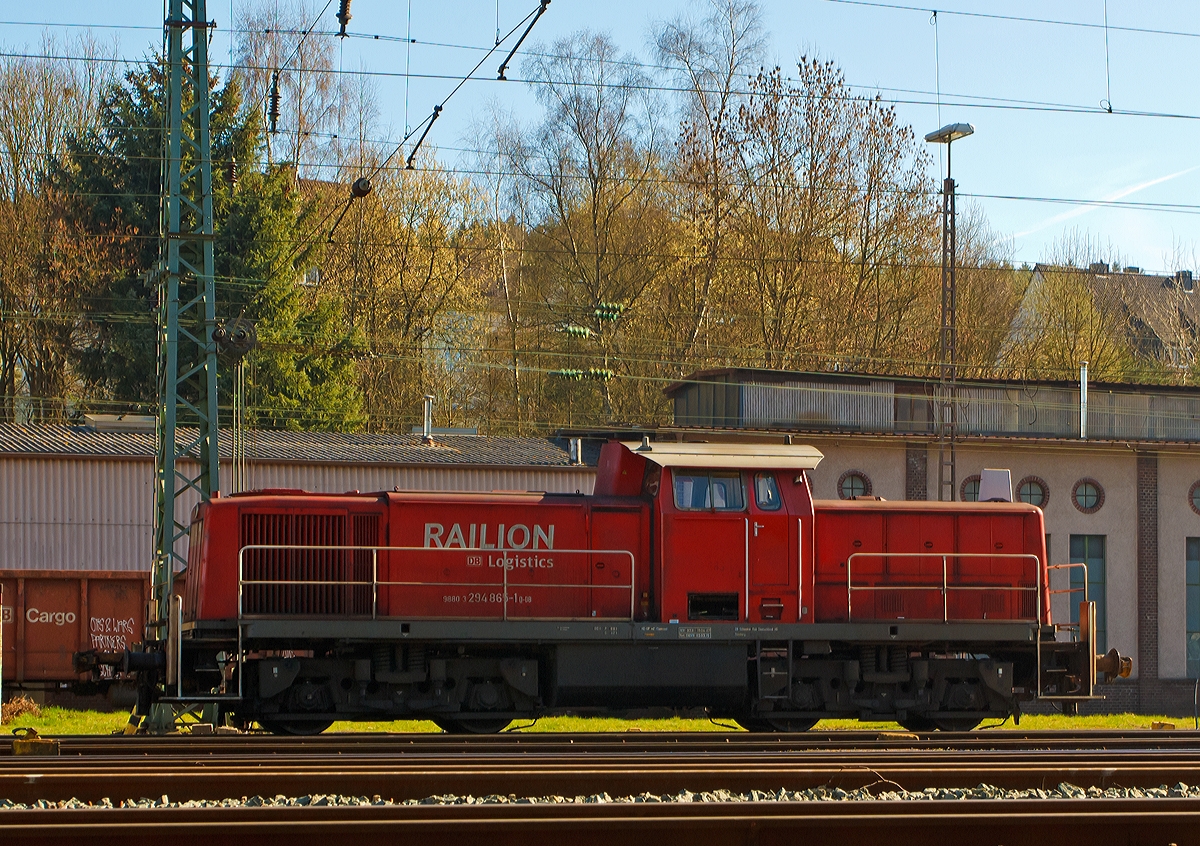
[1012,165,1200,239]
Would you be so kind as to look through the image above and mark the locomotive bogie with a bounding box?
[231,645,543,730]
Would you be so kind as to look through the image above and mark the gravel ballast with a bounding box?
[3,782,1200,810]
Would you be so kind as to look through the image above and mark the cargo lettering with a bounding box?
[25,608,77,626]
[424,523,555,550]
[1,605,11,624]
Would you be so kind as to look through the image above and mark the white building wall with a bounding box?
[1157,452,1200,680]
[804,438,906,501]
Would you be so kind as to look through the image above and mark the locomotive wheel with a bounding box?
[930,718,980,732]
[764,718,818,732]
[432,718,511,734]
[735,718,818,733]
[257,718,334,736]
[734,718,774,733]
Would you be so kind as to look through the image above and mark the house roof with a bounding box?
[0,424,598,468]
[1018,264,1200,366]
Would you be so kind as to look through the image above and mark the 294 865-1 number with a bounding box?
[442,592,533,604]
[467,592,505,603]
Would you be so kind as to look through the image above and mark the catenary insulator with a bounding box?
[268,70,281,134]
[336,0,352,37]
[350,176,372,198]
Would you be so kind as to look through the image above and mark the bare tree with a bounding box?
[512,31,674,422]
[655,0,764,372]
[319,156,486,431]
[235,0,339,176]
[0,36,115,421]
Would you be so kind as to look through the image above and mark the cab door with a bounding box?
[748,471,795,622]
[659,468,749,623]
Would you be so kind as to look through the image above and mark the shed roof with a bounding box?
[0,424,596,468]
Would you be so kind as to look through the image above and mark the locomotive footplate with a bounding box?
[221,618,1046,644]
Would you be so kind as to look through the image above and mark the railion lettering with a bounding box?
[424,522,555,550]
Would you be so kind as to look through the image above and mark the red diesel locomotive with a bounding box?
[108,440,1129,733]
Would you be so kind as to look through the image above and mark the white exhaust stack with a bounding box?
[1080,360,1088,440]
[979,468,1013,502]
[422,394,434,444]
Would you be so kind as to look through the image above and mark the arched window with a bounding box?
[1189,481,1200,516]
[1017,476,1049,507]
[960,475,982,502]
[838,470,871,500]
[1072,478,1104,514]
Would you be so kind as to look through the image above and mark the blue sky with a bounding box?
[4,1,1199,270]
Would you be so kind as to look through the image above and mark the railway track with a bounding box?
[2,798,1200,846]
[4,731,1200,844]
[8,728,1200,755]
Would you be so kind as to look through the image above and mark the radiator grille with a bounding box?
[981,592,1005,616]
[877,590,904,616]
[1019,589,1038,620]
[240,511,374,616]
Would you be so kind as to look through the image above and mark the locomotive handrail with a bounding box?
[845,551,1042,624]
[1046,562,1090,639]
[236,544,637,622]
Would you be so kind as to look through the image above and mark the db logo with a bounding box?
[466,555,483,567]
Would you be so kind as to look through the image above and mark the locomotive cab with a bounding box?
[603,440,820,627]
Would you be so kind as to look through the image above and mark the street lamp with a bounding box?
[925,122,974,502]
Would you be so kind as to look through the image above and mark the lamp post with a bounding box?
[924,122,973,501]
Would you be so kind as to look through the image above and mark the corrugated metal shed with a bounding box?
[742,380,894,431]
[668,368,1200,442]
[955,386,1078,437]
[0,426,597,572]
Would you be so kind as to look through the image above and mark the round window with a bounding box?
[1190,480,1200,516]
[1072,478,1104,514]
[960,475,981,502]
[1017,476,1049,507]
[838,470,871,499]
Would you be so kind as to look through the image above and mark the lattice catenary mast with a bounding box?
[151,0,219,639]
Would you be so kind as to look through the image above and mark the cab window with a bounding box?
[673,471,745,511]
[754,472,782,511]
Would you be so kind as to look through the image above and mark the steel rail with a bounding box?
[3,799,1200,846]
[9,730,1200,756]
[7,745,1200,803]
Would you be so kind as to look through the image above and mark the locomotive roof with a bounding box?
[619,440,823,469]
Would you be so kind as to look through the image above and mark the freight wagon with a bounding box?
[2,571,149,697]
[78,440,1130,733]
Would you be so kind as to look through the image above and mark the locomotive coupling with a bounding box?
[1096,648,1133,683]
[73,648,165,675]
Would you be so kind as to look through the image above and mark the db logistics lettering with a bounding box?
[486,552,554,570]
[26,607,77,626]
[424,522,555,550]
